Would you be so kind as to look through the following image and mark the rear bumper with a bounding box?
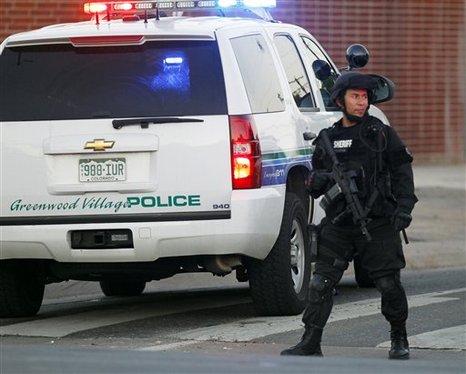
[0,187,285,262]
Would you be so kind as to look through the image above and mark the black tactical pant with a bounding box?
[302,218,408,329]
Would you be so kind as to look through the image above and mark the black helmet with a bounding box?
[330,72,378,106]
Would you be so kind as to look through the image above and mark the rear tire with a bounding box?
[247,192,311,316]
[100,279,146,297]
[0,261,45,317]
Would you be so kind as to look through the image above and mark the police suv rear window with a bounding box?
[0,41,227,121]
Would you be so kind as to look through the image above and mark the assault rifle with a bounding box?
[319,130,372,241]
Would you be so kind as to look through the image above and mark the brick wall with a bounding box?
[1,0,464,162]
[271,0,465,163]
[0,1,87,34]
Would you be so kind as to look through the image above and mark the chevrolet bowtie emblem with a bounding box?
[84,139,115,151]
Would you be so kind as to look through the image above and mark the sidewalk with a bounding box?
[405,163,465,270]
[413,163,465,190]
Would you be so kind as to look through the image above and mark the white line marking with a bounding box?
[168,288,466,343]
[0,296,251,338]
[377,324,466,351]
[2,287,463,344]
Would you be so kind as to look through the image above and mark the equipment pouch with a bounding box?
[308,224,320,262]
[319,183,342,212]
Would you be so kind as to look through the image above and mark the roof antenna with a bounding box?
[144,9,148,23]
[155,7,160,21]
[95,12,100,25]
[106,6,111,21]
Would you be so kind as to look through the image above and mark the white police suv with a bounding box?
[0,0,393,317]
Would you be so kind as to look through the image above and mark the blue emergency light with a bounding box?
[164,57,184,65]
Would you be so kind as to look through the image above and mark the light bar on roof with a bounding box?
[197,1,216,6]
[176,1,195,7]
[244,0,276,7]
[83,0,276,14]
[114,3,134,10]
[84,2,108,13]
[217,0,238,7]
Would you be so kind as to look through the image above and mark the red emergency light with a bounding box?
[84,3,109,14]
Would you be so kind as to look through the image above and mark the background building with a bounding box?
[1,0,465,163]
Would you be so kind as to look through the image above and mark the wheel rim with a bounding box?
[289,218,305,293]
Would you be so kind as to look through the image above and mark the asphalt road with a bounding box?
[1,178,465,374]
[1,267,465,374]
[1,343,463,374]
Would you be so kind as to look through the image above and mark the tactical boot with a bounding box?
[389,325,410,359]
[280,326,323,356]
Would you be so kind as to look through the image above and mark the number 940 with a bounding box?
[212,204,230,209]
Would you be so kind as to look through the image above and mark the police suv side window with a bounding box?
[230,35,285,113]
[273,34,316,110]
[300,36,339,109]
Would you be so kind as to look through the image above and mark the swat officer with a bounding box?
[281,72,417,359]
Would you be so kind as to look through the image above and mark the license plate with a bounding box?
[79,158,126,182]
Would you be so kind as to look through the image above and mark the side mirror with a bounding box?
[303,132,317,141]
[369,74,396,104]
[346,44,370,69]
[303,131,317,140]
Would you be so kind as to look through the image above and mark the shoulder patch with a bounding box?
[389,146,414,167]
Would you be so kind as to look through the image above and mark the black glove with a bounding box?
[392,209,412,231]
[306,170,331,195]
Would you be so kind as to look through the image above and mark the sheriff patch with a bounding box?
[333,139,352,149]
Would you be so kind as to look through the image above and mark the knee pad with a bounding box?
[309,274,334,303]
[374,275,403,298]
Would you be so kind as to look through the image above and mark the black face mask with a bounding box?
[342,107,369,125]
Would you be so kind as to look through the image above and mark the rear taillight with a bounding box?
[229,115,262,189]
